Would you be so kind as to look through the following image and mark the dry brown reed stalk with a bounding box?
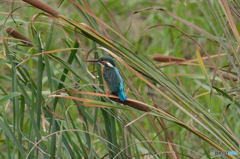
[23,0,59,18]
[5,26,33,46]
[153,54,186,62]
[55,91,151,112]
[109,92,150,112]
[218,70,239,81]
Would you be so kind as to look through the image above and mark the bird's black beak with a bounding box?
[86,59,99,63]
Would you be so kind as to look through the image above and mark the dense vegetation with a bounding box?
[0,0,240,158]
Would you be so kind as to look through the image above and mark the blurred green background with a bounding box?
[0,0,239,158]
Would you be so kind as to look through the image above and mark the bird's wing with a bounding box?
[103,67,122,92]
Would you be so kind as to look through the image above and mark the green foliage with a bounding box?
[0,0,240,158]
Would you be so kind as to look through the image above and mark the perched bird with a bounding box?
[87,56,127,102]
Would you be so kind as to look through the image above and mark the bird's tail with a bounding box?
[118,91,127,102]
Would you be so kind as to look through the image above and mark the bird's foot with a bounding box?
[106,91,110,97]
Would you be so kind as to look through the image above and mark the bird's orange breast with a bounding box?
[102,66,110,90]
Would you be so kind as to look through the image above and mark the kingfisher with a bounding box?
[87,56,127,102]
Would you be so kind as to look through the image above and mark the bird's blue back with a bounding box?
[103,67,127,102]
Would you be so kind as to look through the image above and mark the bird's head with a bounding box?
[86,56,116,68]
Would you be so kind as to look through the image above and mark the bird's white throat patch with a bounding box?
[106,62,114,68]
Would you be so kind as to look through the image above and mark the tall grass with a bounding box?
[0,0,239,158]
